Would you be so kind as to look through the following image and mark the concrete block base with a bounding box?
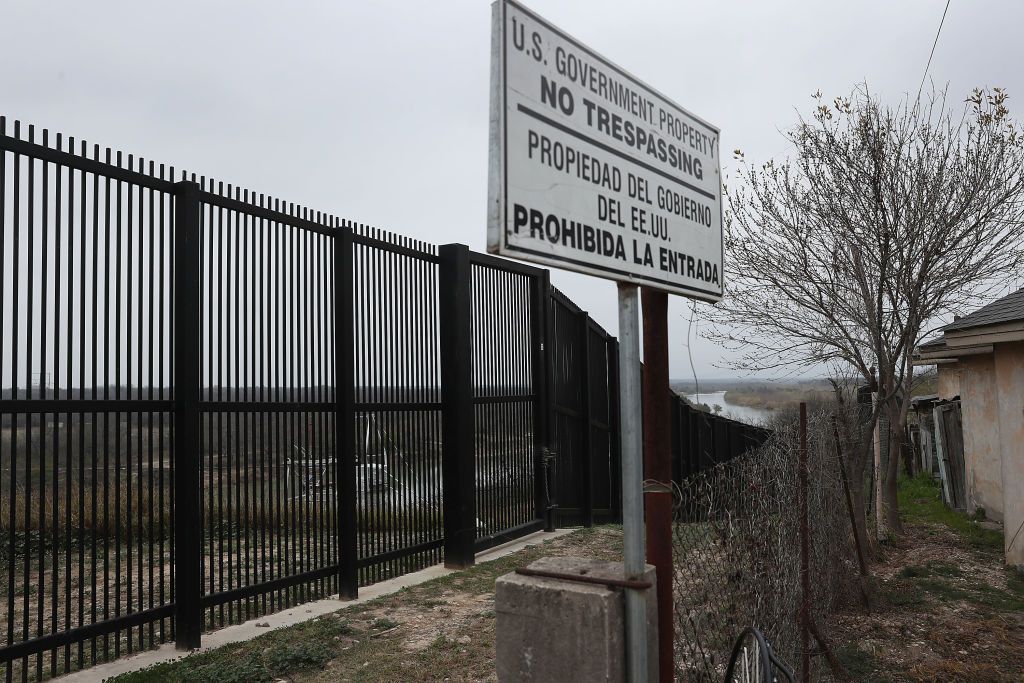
[495,556,657,682]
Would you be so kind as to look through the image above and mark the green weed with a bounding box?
[835,643,881,679]
[897,475,1003,551]
[897,561,962,579]
[264,641,334,675]
[371,616,398,630]
[881,580,926,607]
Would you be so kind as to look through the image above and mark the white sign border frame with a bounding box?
[487,0,725,303]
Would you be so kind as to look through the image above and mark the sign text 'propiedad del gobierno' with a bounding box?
[487,0,723,301]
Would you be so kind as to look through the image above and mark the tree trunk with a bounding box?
[850,469,875,561]
[882,407,904,536]
[873,415,887,542]
[902,428,915,478]
[843,411,877,561]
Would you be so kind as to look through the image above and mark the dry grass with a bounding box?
[110,526,624,683]
[0,480,171,542]
[0,480,446,552]
[824,477,1024,682]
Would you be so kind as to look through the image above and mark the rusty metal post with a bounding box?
[641,287,672,681]
[831,415,869,577]
[799,402,810,683]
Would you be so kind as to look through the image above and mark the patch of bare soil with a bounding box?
[825,523,1024,683]
[369,590,494,653]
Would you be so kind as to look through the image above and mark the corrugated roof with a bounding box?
[918,335,946,349]
[943,287,1024,332]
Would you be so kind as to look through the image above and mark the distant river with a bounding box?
[685,390,772,426]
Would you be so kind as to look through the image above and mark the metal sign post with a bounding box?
[488,1,723,678]
[618,282,647,681]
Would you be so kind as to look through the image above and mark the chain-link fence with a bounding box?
[672,407,857,681]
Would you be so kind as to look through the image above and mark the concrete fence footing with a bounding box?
[495,556,658,682]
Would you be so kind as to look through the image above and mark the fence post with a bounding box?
[438,244,476,568]
[640,287,673,682]
[729,422,741,460]
[696,411,710,470]
[679,402,691,480]
[580,312,594,528]
[715,418,729,464]
[334,221,359,599]
[173,180,202,650]
[799,402,811,682]
[546,285,559,529]
[670,395,681,483]
[531,269,554,531]
[608,337,622,523]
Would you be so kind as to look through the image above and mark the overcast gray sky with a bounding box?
[3,0,1020,380]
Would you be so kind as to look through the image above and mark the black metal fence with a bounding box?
[0,117,767,682]
[672,398,771,484]
[0,117,624,681]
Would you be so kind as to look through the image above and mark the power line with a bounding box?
[915,0,952,104]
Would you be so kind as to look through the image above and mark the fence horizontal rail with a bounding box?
[198,190,338,238]
[0,399,174,413]
[468,250,545,277]
[0,133,176,193]
[0,605,175,666]
[352,232,438,263]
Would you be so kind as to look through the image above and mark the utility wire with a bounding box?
[915,0,952,105]
[685,300,701,404]
[752,2,950,167]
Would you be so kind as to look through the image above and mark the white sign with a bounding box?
[487,0,723,301]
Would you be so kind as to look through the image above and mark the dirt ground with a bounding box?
[823,488,1024,683]
[295,526,625,683]
[109,479,1024,682]
[111,527,624,683]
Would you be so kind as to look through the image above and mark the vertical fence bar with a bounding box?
[173,181,203,650]
[580,313,594,528]
[334,223,359,599]
[438,244,475,568]
[607,337,622,522]
[670,396,681,487]
[531,270,552,531]
[545,281,560,530]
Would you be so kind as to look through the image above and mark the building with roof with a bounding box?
[914,287,1024,568]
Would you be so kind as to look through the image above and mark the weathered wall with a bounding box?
[960,355,1003,521]
[994,341,1024,567]
[937,364,962,400]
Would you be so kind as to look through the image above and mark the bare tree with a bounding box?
[713,84,1024,537]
